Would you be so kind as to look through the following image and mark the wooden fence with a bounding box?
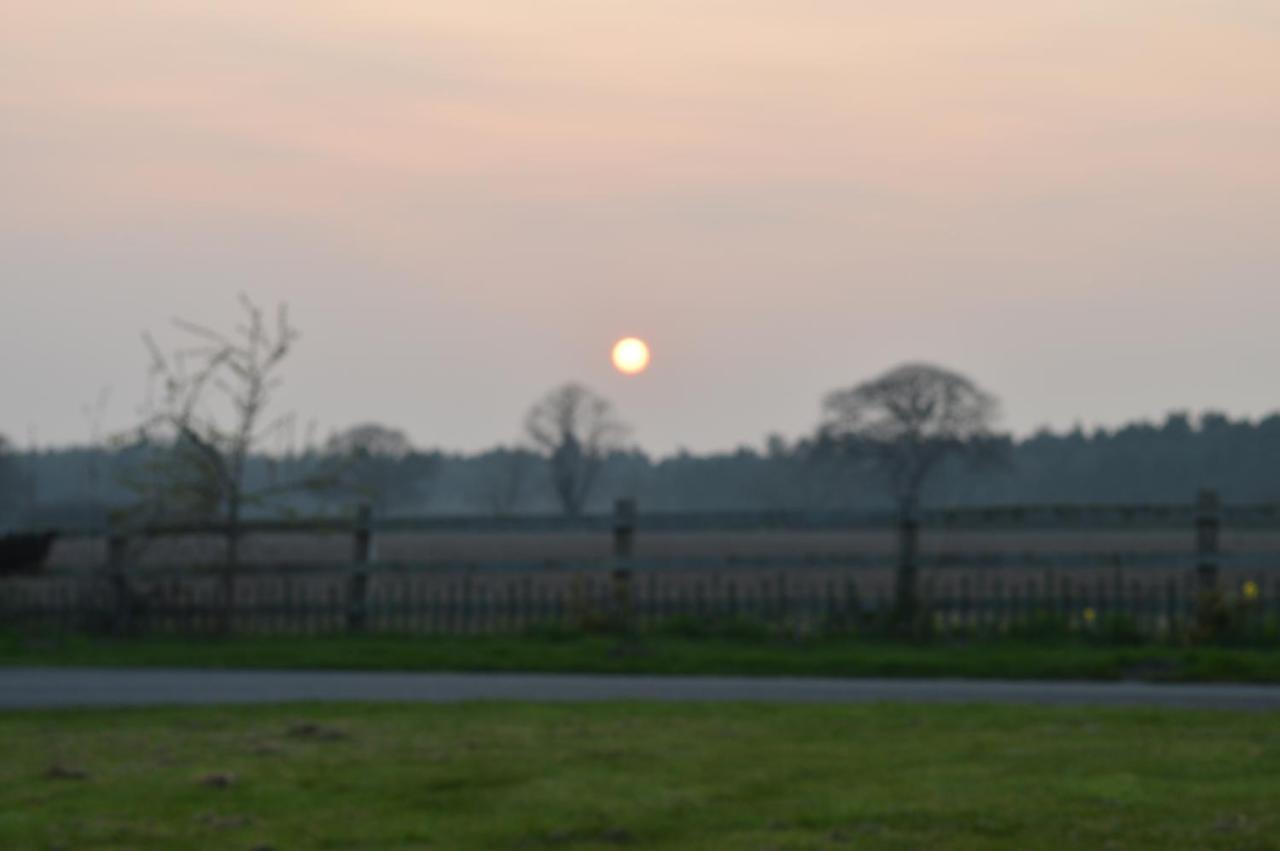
[4,491,1280,637]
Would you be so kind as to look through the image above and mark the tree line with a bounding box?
[4,297,1280,532]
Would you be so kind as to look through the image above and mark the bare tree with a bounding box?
[325,423,414,459]
[323,423,437,514]
[80,386,113,502]
[525,383,629,517]
[819,363,1004,619]
[132,295,301,629]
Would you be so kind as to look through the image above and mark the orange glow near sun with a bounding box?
[611,337,651,375]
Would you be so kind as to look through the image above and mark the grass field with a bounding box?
[2,701,1278,850]
[5,631,1280,682]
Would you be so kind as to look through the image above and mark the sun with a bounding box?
[611,337,651,375]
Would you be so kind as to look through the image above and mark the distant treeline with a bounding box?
[3,410,1278,528]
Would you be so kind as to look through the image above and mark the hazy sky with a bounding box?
[4,1,1279,454]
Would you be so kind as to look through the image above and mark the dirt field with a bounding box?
[43,528,1280,569]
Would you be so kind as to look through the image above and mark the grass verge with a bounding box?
[2,701,1279,850]
[4,631,1280,682]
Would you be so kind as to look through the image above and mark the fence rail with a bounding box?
[32,499,1280,540]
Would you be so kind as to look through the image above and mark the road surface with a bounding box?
[3,668,1280,710]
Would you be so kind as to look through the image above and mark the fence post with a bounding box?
[1194,488,1223,634]
[347,504,373,633]
[106,530,131,635]
[613,498,636,559]
[611,499,636,629]
[894,497,920,623]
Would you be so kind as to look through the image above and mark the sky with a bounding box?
[3,1,1279,455]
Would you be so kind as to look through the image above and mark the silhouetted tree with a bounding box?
[323,424,438,514]
[325,423,414,458]
[820,363,1005,618]
[132,295,303,630]
[525,383,629,516]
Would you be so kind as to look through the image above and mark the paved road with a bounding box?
[3,668,1280,710]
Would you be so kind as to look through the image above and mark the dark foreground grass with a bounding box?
[4,632,1280,682]
[2,701,1279,850]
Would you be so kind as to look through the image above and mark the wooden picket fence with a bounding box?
[3,491,1280,637]
[4,564,1280,638]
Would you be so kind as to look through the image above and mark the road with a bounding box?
[3,668,1280,710]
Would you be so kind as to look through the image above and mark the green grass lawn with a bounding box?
[2,702,1279,850]
[5,631,1280,682]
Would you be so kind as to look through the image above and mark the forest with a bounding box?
[3,408,1279,529]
